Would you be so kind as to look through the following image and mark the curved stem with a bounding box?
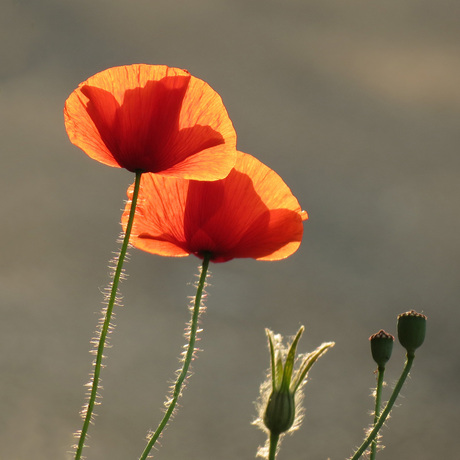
[74,171,142,460]
[268,432,280,460]
[370,366,385,460]
[139,253,211,460]
[350,353,415,460]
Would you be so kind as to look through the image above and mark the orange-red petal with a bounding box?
[64,64,237,179]
[122,152,307,262]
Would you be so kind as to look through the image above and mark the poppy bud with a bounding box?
[254,327,334,447]
[397,310,427,355]
[369,330,394,368]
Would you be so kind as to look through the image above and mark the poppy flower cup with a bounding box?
[64,64,237,180]
[122,151,308,263]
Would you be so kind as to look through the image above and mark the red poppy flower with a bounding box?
[64,64,237,179]
[122,152,308,263]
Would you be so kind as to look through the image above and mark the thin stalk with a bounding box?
[350,352,415,460]
[268,432,280,460]
[370,366,385,460]
[139,252,212,460]
[74,171,143,460]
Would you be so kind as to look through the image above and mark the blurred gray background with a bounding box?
[1,0,459,459]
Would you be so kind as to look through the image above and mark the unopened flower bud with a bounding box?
[369,330,394,368]
[254,327,334,452]
[397,310,427,355]
[263,388,295,435]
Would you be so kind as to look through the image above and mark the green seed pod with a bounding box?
[369,330,394,368]
[397,310,427,355]
[263,389,296,436]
